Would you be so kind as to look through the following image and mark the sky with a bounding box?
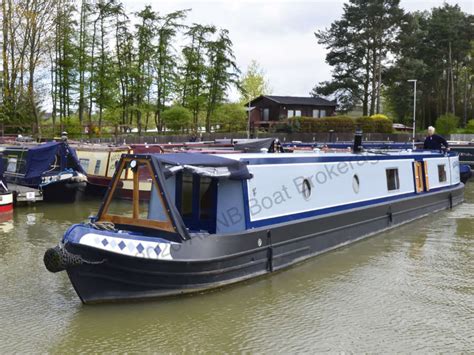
[122,0,473,101]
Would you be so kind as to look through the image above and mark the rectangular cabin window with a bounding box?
[176,172,217,233]
[312,109,319,118]
[438,164,447,183]
[386,168,400,191]
[320,110,326,117]
[295,110,302,117]
[94,160,101,175]
[79,158,90,172]
[263,108,270,121]
[287,110,294,118]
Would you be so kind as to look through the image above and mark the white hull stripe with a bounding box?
[79,233,174,260]
[0,193,13,205]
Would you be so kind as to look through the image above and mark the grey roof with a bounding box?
[252,95,337,107]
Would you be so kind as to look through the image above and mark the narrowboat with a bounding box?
[75,144,131,196]
[44,149,464,303]
[1,141,87,202]
[75,144,166,198]
[449,142,474,168]
[0,158,13,216]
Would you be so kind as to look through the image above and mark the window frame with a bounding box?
[386,168,400,191]
[437,164,447,183]
[98,157,175,232]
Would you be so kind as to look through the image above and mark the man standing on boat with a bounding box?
[423,126,449,151]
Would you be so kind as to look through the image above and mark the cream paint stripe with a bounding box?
[79,233,173,260]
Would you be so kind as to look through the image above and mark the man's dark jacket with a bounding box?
[423,134,449,150]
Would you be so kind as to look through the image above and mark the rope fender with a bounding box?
[43,245,105,273]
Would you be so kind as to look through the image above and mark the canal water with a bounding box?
[0,185,473,353]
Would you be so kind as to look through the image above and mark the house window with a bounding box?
[386,168,400,191]
[263,108,270,121]
[295,110,301,117]
[312,109,319,118]
[287,110,294,118]
[438,164,447,182]
[94,160,101,175]
[320,110,326,117]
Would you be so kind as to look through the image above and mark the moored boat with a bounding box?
[0,158,13,216]
[448,141,474,168]
[44,148,464,303]
[1,141,87,202]
[460,164,472,184]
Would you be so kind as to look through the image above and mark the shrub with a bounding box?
[288,116,355,133]
[370,113,390,120]
[373,117,393,134]
[435,114,460,135]
[356,115,393,133]
[464,119,474,134]
[162,106,193,131]
[355,116,374,132]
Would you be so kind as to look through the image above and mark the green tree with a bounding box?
[180,24,216,130]
[204,29,239,132]
[154,10,188,131]
[435,113,459,135]
[134,5,158,135]
[212,103,246,131]
[314,0,404,114]
[238,60,271,103]
[162,105,192,131]
[384,5,472,127]
[77,0,92,124]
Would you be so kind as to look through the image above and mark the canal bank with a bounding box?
[0,186,473,352]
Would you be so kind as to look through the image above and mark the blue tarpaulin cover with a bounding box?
[25,142,85,180]
[0,157,7,192]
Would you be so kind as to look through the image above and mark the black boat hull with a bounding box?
[63,183,464,304]
[41,180,87,202]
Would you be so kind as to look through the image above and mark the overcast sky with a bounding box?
[122,0,473,101]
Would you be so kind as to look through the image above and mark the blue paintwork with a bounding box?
[241,179,252,230]
[62,223,174,245]
[247,183,460,228]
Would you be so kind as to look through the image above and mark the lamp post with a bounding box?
[247,95,251,139]
[407,79,417,149]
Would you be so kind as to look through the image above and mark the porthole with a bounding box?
[302,179,312,199]
[352,174,360,193]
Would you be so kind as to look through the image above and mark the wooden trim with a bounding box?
[98,157,175,233]
[105,151,111,178]
[423,161,430,191]
[99,159,126,216]
[414,162,424,193]
[132,169,139,219]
